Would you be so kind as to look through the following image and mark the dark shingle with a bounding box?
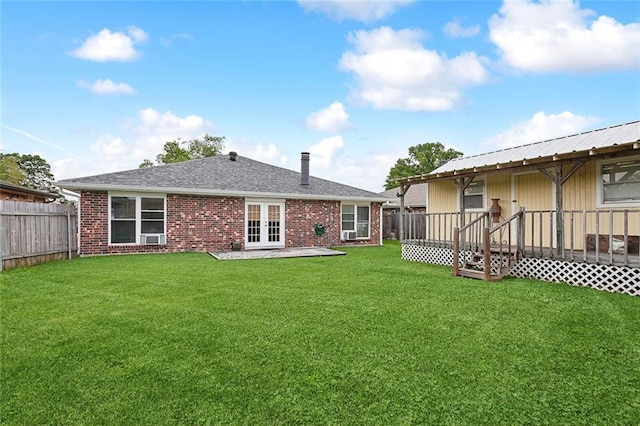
[57,154,390,201]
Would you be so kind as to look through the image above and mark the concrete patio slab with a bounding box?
[209,247,346,260]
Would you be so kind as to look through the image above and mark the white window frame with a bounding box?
[459,178,486,211]
[108,192,167,245]
[596,157,640,208]
[341,203,370,239]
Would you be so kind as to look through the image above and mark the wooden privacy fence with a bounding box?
[0,200,78,271]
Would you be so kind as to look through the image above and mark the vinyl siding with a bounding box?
[427,181,457,213]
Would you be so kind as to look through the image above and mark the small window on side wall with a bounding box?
[110,194,166,244]
[463,180,484,209]
[341,204,370,239]
[602,161,640,204]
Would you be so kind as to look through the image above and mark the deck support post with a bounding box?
[483,226,491,281]
[452,227,460,276]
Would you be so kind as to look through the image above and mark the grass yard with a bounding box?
[2,242,639,424]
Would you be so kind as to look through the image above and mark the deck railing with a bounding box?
[403,208,640,267]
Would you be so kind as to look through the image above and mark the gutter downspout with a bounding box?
[379,204,383,246]
[67,207,72,259]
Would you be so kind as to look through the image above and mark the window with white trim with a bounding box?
[463,180,485,209]
[601,161,640,204]
[110,194,166,244]
[341,204,370,239]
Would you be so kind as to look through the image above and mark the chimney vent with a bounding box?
[229,151,237,161]
[301,152,310,186]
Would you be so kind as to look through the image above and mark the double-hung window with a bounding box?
[601,161,640,205]
[341,204,370,239]
[463,180,484,209]
[110,194,166,244]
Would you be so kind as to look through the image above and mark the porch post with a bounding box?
[538,161,584,257]
[555,165,564,256]
[398,184,410,242]
[452,177,474,249]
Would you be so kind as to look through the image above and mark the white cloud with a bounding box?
[247,144,289,166]
[160,33,194,47]
[54,108,215,179]
[77,79,136,95]
[126,26,149,43]
[297,0,415,23]
[483,111,600,149]
[443,18,481,38]
[309,135,345,167]
[339,26,489,111]
[70,26,149,62]
[123,108,214,162]
[489,0,640,73]
[306,102,353,133]
[90,134,127,159]
[301,136,400,191]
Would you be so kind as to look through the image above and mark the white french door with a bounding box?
[245,201,285,249]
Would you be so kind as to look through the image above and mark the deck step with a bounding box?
[479,248,519,256]
[457,268,502,281]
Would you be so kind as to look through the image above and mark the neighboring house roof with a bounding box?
[0,180,57,201]
[398,120,640,184]
[380,183,427,209]
[56,153,391,202]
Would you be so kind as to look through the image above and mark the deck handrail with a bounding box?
[403,208,639,267]
[459,210,490,233]
[453,208,524,278]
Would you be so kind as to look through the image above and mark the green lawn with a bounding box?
[2,242,639,424]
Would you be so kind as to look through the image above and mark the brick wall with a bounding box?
[167,194,244,252]
[79,191,110,255]
[285,199,339,247]
[79,191,381,256]
[285,199,382,248]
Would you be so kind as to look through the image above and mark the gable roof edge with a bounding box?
[56,182,390,203]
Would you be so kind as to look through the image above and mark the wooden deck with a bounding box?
[404,239,640,268]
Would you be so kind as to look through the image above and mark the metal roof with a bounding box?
[56,153,391,202]
[398,120,640,184]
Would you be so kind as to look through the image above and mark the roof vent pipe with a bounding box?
[301,152,310,186]
[229,151,237,161]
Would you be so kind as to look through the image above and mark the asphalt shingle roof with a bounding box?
[56,154,390,202]
[380,183,427,208]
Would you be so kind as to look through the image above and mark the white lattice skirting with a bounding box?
[402,244,640,297]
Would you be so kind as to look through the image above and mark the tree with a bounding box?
[187,134,225,159]
[155,140,191,165]
[0,153,59,196]
[384,142,463,190]
[16,154,58,194]
[0,154,26,184]
[139,134,225,168]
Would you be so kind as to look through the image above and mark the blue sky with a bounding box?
[2,0,639,192]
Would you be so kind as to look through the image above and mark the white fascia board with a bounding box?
[56,182,390,203]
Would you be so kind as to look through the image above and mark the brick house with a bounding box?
[56,152,390,256]
[0,180,57,203]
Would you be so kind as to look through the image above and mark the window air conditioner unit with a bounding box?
[141,234,166,245]
[342,231,357,240]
